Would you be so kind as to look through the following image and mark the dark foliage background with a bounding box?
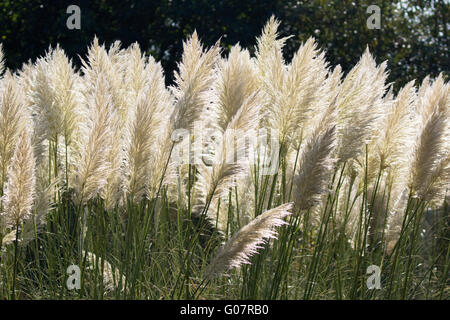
[0,0,448,89]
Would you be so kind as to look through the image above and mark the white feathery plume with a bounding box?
[375,81,417,171]
[417,76,430,102]
[284,38,328,144]
[417,73,448,120]
[81,38,128,124]
[384,187,410,254]
[297,64,342,151]
[3,170,59,246]
[359,82,417,242]
[212,44,258,132]
[293,119,337,211]
[30,53,59,171]
[0,130,36,228]
[95,42,134,210]
[336,47,389,163]
[256,17,328,149]
[255,16,290,84]
[378,78,448,252]
[17,60,48,165]
[194,92,263,228]
[365,81,417,192]
[50,47,84,146]
[72,76,112,204]
[127,57,171,202]
[16,61,39,116]
[286,65,342,191]
[107,40,127,82]
[167,33,220,207]
[123,43,149,100]
[409,75,449,203]
[205,203,293,278]
[81,41,137,209]
[127,93,157,202]
[386,75,449,250]
[254,17,287,144]
[0,72,28,191]
[31,47,84,147]
[170,31,220,132]
[141,56,176,198]
[410,110,449,202]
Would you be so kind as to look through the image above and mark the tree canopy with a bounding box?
[0,0,448,89]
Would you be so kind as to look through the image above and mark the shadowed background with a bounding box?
[0,0,448,89]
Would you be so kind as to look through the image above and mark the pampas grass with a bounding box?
[1,130,35,227]
[0,72,28,192]
[127,59,170,202]
[293,124,337,211]
[336,48,389,163]
[72,76,112,205]
[0,16,448,300]
[205,203,293,278]
[171,32,220,132]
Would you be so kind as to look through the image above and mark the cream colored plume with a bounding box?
[285,65,342,197]
[122,43,151,100]
[384,188,410,254]
[283,38,328,144]
[170,31,220,132]
[212,44,258,132]
[376,81,417,170]
[417,76,430,102]
[93,42,138,211]
[2,173,59,247]
[417,73,448,120]
[17,61,47,165]
[255,16,290,83]
[0,72,28,191]
[410,110,449,203]
[336,47,389,163]
[293,117,337,211]
[72,77,112,204]
[409,75,449,203]
[297,64,342,150]
[384,77,449,252]
[194,92,263,228]
[50,47,84,146]
[365,81,417,192]
[1,130,36,227]
[256,17,328,149]
[32,47,84,147]
[191,42,261,221]
[205,203,293,278]
[166,33,220,206]
[81,38,128,124]
[127,58,171,202]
